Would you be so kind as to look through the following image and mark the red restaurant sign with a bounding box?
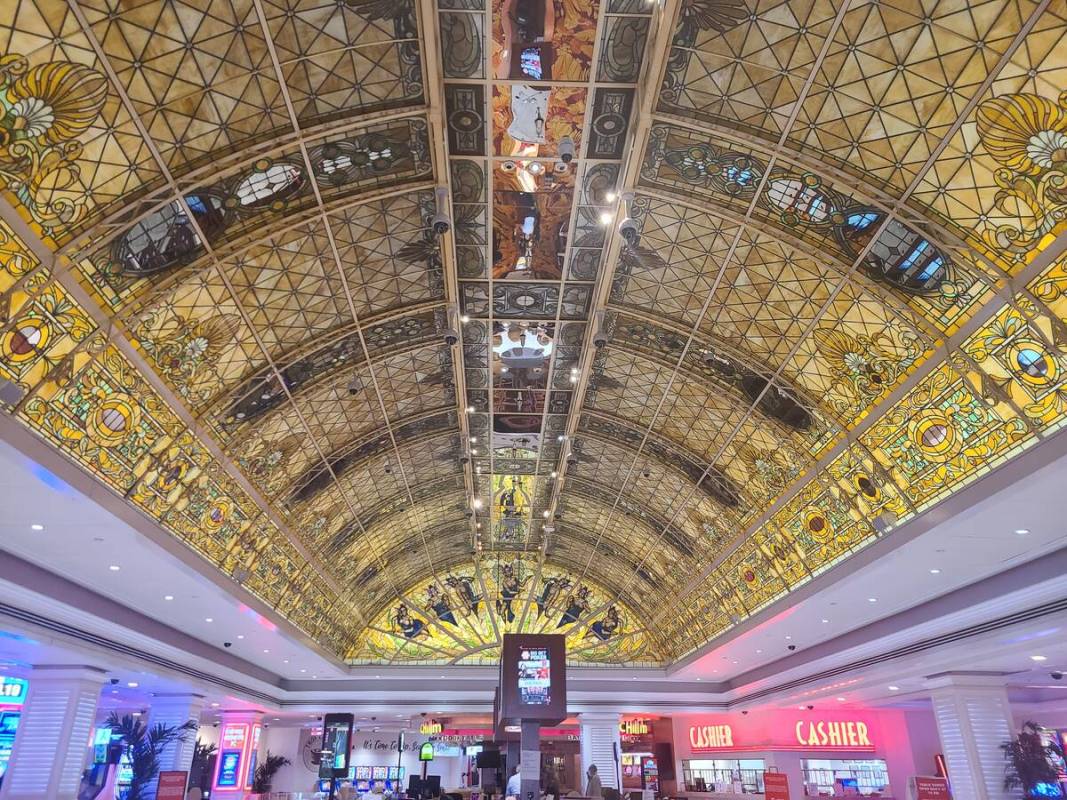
[157,771,188,800]
[763,772,790,800]
[912,776,950,800]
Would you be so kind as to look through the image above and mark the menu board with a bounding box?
[517,647,551,705]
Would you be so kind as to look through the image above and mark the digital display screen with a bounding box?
[321,714,353,775]
[520,47,542,80]
[389,767,404,780]
[0,713,18,736]
[217,751,242,787]
[372,767,388,780]
[517,646,551,705]
[356,767,372,780]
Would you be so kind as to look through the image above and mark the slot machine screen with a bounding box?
[372,767,388,780]
[356,767,372,780]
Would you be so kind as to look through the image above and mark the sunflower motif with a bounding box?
[812,327,903,405]
[147,314,241,399]
[0,55,108,227]
[976,92,1067,176]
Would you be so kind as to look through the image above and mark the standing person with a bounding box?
[507,765,522,798]
[585,765,603,798]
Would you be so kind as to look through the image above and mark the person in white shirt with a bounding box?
[506,765,522,798]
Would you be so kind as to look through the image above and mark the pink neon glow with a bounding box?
[238,604,278,631]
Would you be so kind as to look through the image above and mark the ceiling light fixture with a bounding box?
[237,635,244,639]
[30,524,43,531]
[472,499,483,510]
[108,565,121,571]
[821,619,829,623]
[888,685,900,691]
[605,191,617,202]
[205,617,213,623]
[127,682,138,688]
[1031,655,1048,662]
[929,568,941,574]
[1015,528,1030,535]
[550,471,557,478]
[837,697,846,702]
[460,315,470,324]
[868,597,877,603]
[599,212,612,225]
[164,595,174,601]
[466,406,475,414]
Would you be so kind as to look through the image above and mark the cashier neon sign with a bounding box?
[688,718,874,752]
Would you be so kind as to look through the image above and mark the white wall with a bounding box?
[260,728,465,793]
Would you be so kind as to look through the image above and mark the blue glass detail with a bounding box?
[724,166,753,186]
[847,211,878,229]
[918,255,943,282]
[898,238,929,274]
[185,195,208,214]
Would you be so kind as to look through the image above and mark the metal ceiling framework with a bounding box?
[0,0,1065,665]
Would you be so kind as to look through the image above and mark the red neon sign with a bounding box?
[684,712,877,753]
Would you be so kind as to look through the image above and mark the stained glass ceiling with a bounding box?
[0,0,1065,666]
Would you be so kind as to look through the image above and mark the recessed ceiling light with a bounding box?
[785,635,792,640]
[237,635,244,639]
[929,568,941,574]
[1015,528,1030,535]
[263,649,270,654]
[375,675,381,679]
[273,717,280,721]
[211,702,220,707]
[821,618,829,623]
[836,697,846,702]
[205,617,213,623]
[888,685,900,691]
[1031,655,1048,662]
[632,677,637,681]
[127,682,138,688]
[108,565,121,571]
[301,669,307,673]
[756,649,762,654]
[605,191,617,202]
[283,659,289,664]
[30,524,43,531]
[868,597,877,603]
[163,595,174,601]
[132,711,142,717]
[312,675,318,679]
[599,212,612,225]
[460,315,470,324]
[695,677,701,682]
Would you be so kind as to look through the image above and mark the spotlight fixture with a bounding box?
[30,524,43,531]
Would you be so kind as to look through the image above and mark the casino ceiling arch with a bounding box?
[0,0,1065,665]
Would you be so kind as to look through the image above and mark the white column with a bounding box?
[0,665,107,800]
[141,693,205,800]
[150,694,205,772]
[926,674,1021,800]
[578,712,621,793]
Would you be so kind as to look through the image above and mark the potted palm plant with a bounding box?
[106,711,198,800]
[189,738,218,795]
[1002,720,1065,798]
[251,751,291,794]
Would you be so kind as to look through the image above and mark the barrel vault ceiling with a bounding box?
[0,0,1065,666]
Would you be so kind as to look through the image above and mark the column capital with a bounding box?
[27,664,109,684]
[577,711,622,723]
[924,672,1010,692]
